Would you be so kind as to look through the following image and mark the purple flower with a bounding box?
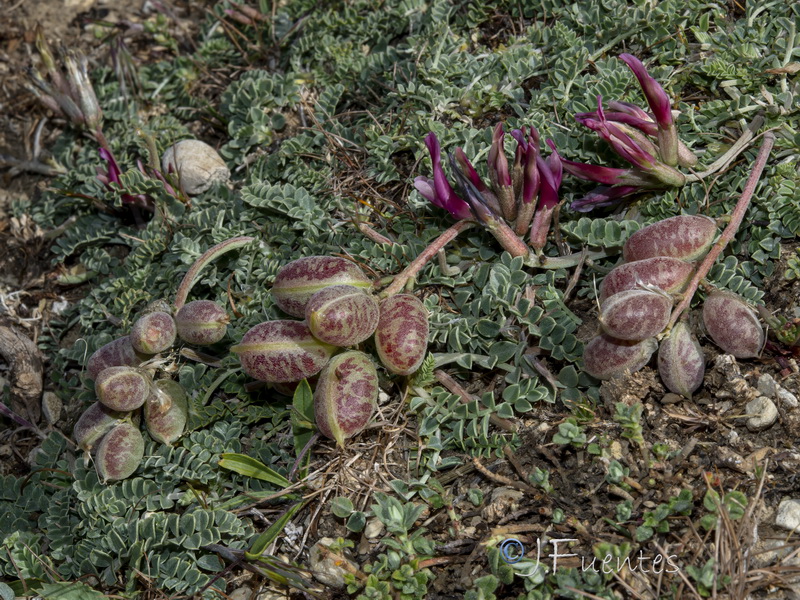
[414,132,472,220]
[619,53,678,166]
[488,123,516,221]
[97,148,150,207]
[529,140,562,250]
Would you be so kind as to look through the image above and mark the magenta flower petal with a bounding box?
[488,123,511,186]
[422,132,472,220]
[619,54,672,129]
[570,185,642,212]
[454,148,488,192]
[413,176,437,203]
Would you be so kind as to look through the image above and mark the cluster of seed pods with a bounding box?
[584,215,765,398]
[231,256,430,447]
[76,258,235,482]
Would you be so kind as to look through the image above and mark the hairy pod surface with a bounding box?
[95,421,145,482]
[623,215,717,262]
[599,257,694,303]
[583,334,658,380]
[231,320,336,383]
[314,351,378,447]
[375,295,429,375]
[599,288,673,341]
[130,311,177,354]
[175,300,230,345]
[702,291,764,358]
[73,401,128,452]
[657,322,705,398]
[272,256,372,318]
[86,336,146,380]
[144,380,188,445]
[95,366,151,412]
[306,285,380,347]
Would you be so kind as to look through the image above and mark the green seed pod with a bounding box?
[375,295,429,375]
[702,291,764,359]
[314,351,378,447]
[95,366,151,412]
[623,215,717,262]
[95,421,145,482]
[583,334,658,380]
[230,320,336,383]
[144,380,188,445]
[175,300,230,345]
[73,401,128,452]
[599,287,673,341]
[306,285,380,347]
[658,322,705,398]
[599,257,694,303]
[130,311,177,354]
[272,256,372,318]
[86,336,147,380]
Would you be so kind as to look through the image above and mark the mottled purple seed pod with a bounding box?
[144,380,188,445]
[658,322,705,398]
[130,311,177,354]
[73,401,128,452]
[95,421,145,482]
[230,320,336,383]
[95,366,151,412]
[623,215,718,262]
[272,256,372,318]
[314,351,378,447]
[702,291,764,359]
[175,300,230,345]
[599,257,694,303]
[86,336,147,380]
[599,287,673,341]
[375,294,429,375]
[583,334,658,380]
[306,285,380,347]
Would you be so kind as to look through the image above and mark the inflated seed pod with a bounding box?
[702,291,764,359]
[73,401,128,452]
[583,334,658,380]
[87,336,147,380]
[161,139,230,195]
[599,287,673,341]
[306,285,380,347]
[130,311,177,354]
[272,256,372,318]
[623,215,717,262]
[375,295,429,376]
[599,257,694,303]
[144,380,188,445]
[658,322,705,398]
[314,351,378,447]
[95,421,145,482]
[175,300,230,345]
[95,366,151,412]
[230,320,336,383]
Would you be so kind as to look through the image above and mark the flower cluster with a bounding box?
[414,124,561,257]
[563,54,697,211]
[415,54,699,238]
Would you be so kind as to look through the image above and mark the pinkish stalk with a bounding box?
[667,132,775,330]
[380,220,475,297]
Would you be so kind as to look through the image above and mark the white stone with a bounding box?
[775,499,800,532]
[777,386,799,408]
[161,140,230,195]
[308,538,356,588]
[757,374,777,397]
[364,517,384,539]
[745,396,778,431]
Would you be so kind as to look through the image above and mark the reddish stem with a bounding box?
[380,220,474,297]
[667,132,775,330]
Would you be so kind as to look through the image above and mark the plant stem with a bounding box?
[684,115,765,183]
[523,248,611,269]
[667,132,775,329]
[174,236,255,311]
[434,370,517,432]
[380,220,474,297]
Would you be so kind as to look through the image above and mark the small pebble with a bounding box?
[660,393,682,405]
[309,538,357,588]
[775,499,800,532]
[364,517,384,539]
[745,396,778,432]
